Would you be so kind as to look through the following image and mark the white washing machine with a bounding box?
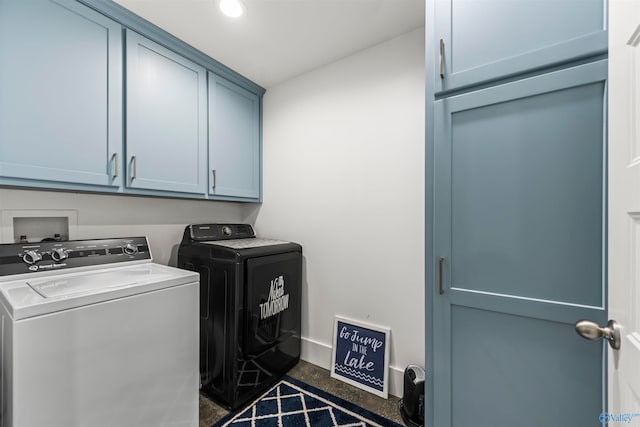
[0,237,199,427]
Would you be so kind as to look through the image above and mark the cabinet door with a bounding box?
[432,60,607,426]
[0,0,122,187]
[433,0,607,93]
[126,30,207,194]
[208,73,260,199]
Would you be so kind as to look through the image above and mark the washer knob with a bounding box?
[51,248,69,262]
[222,226,232,236]
[22,250,42,265]
[124,243,138,255]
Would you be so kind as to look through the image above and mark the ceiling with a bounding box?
[113,0,425,89]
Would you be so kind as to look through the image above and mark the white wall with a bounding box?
[0,188,244,265]
[244,27,425,397]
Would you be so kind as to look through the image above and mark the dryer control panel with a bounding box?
[188,224,255,241]
[0,237,151,277]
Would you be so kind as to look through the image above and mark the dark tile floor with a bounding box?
[199,360,405,426]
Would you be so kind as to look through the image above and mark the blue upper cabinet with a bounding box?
[434,0,607,94]
[0,1,263,201]
[208,73,261,200]
[125,30,207,195]
[0,0,122,187]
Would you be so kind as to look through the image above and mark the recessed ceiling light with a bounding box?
[219,0,245,18]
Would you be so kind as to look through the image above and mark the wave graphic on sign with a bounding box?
[334,364,384,387]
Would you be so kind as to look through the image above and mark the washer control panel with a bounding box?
[0,237,150,277]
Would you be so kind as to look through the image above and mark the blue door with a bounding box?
[0,0,122,187]
[208,73,261,199]
[431,60,607,426]
[125,30,207,195]
[433,0,607,94]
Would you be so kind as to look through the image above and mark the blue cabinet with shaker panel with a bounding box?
[426,0,609,426]
[125,30,208,195]
[208,73,261,200]
[0,0,122,188]
[431,61,607,426]
[433,0,607,94]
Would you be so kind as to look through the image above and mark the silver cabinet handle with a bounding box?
[438,257,445,295]
[211,170,216,190]
[439,38,445,79]
[131,156,137,180]
[111,153,119,179]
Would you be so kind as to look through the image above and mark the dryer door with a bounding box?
[244,251,301,357]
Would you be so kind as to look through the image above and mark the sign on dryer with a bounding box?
[259,275,290,320]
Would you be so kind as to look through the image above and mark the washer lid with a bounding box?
[27,268,172,299]
[0,263,198,320]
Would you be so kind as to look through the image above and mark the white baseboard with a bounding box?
[300,336,404,398]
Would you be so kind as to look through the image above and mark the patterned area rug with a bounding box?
[212,376,404,427]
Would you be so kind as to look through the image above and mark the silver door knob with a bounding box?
[575,319,621,350]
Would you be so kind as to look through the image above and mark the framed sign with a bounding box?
[330,316,390,398]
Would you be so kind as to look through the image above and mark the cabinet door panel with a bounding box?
[432,60,607,426]
[126,30,207,194]
[0,0,122,186]
[434,0,607,93]
[208,73,260,199]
